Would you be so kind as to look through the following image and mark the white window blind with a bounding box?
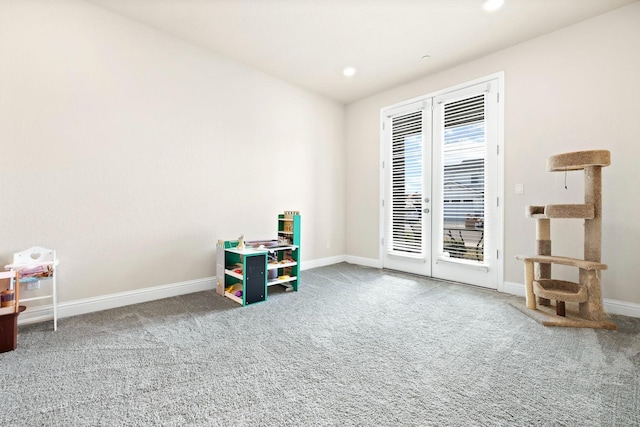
[441,94,486,261]
[387,110,423,256]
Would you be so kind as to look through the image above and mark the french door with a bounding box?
[381,76,502,289]
[381,99,433,276]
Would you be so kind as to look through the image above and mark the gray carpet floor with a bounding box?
[1,263,638,426]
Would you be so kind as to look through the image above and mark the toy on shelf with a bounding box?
[1,289,15,307]
[515,150,615,329]
[4,246,59,331]
[215,212,301,306]
[0,270,24,353]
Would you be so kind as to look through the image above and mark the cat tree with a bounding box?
[515,150,616,329]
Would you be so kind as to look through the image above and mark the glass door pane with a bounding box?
[442,94,486,262]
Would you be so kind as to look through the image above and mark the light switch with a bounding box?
[515,183,524,195]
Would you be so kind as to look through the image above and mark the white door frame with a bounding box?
[379,72,505,291]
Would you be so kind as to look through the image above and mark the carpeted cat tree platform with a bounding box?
[514,150,616,329]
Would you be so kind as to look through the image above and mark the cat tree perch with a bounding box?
[514,149,616,329]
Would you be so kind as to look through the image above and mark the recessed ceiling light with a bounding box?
[422,55,431,61]
[482,0,504,12]
[343,66,357,77]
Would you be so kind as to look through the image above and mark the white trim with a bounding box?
[344,255,382,269]
[378,109,386,276]
[16,306,53,326]
[435,257,490,272]
[18,258,352,326]
[18,277,215,326]
[16,269,639,328]
[300,255,346,271]
[602,298,640,318]
[381,72,506,114]
[501,280,640,318]
[380,72,505,287]
[495,73,506,293]
[502,280,526,297]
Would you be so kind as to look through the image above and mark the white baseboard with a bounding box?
[600,298,640,319]
[344,255,382,269]
[501,281,640,319]
[300,255,346,270]
[20,256,354,326]
[308,260,640,319]
[20,256,352,325]
[501,281,526,297]
[18,265,639,327]
[16,307,53,326]
[302,254,381,269]
[18,276,215,326]
[19,256,355,325]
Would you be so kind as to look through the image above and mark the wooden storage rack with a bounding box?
[217,213,300,306]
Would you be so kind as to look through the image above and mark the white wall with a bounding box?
[346,2,640,304]
[0,0,345,303]
[2,0,638,312]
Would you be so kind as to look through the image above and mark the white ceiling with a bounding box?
[85,0,637,104]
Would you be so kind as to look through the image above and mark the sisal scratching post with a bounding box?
[524,259,536,309]
[514,150,615,329]
[580,165,604,322]
[535,218,552,307]
[584,166,602,263]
